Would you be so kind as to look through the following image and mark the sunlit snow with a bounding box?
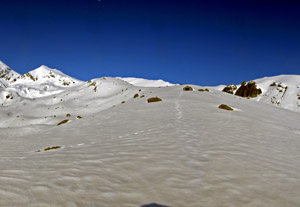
[1,62,300,207]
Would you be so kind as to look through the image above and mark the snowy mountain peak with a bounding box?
[33,65,52,73]
[11,65,82,87]
[0,60,20,87]
[0,64,84,100]
[27,65,67,79]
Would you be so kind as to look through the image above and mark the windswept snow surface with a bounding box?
[1,82,300,207]
[1,61,300,206]
[118,77,175,87]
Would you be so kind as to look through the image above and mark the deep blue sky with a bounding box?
[0,0,299,85]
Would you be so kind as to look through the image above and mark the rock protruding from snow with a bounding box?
[0,60,20,87]
[222,84,237,94]
[183,86,194,91]
[235,81,262,98]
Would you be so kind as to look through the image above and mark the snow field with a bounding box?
[1,85,300,207]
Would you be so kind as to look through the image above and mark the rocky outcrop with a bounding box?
[183,86,193,91]
[218,104,233,110]
[147,97,162,103]
[0,61,20,87]
[222,84,237,94]
[198,88,210,92]
[235,81,262,98]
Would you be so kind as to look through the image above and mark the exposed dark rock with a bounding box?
[0,68,13,81]
[25,72,37,81]
[147,97,162,103]
[218,104,233,111]
[141,203,170,207]
[198,88,209,92]
[183,86,193,91]
[278,83,284,88]
[235,81,262,98]
[222,84,237,94]
[44,146,61,151]
[57,119,69,126]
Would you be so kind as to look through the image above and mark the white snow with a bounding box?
[215,74,300,113]
[119,77,175,87]
[1,61,300,207]
[2,65,84,100]
[0,60,20,87]
[0,60,9,70]
[254,75,300,112]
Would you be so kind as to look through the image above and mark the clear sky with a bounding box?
[0,0,299,85]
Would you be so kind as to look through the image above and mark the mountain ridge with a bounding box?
[0,60,20,87]
[0,60,299,113]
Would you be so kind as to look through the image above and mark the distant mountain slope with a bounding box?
[7,65,84,99]
[1,60,299,113]
[11,65,83,86]
[255,75,300,112]
[0,60,176,104]
[217,75,300,113]
[118,77,175,87]
[0,60,20,87]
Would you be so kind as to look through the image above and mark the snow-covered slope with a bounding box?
[1,60,300,206]
[0,60,20,88]
[11,65,82,86]
[0,61,176,105]
[9,65,84,98]
[0,64,85,104]
[119,77,175,87]
[255,75,300,112]
[1,82,300,207]
[217,75,300,113]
